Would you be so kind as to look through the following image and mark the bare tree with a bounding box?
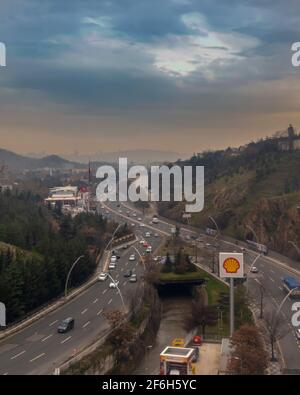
[185,293,218,338]
[228,324,268,375]
[264,309,290,361]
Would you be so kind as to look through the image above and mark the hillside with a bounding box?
[0,148,84,171]
[158,140,300,259]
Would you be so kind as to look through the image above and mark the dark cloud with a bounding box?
[0,0,299,154]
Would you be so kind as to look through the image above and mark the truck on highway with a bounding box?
[246,239,268,255]
[282,276,300,298]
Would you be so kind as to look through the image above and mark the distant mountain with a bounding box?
[0,148,83,171]
[63,149,188,164]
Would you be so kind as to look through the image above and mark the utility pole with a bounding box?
[230,278,235,336]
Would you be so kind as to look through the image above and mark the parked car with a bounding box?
[110,255,117,263]
[129,254,136,261]
[138,217,142,221]
[57,317,74,334]
[154,233,159,237]
[98,272,108,281]
[109,281,119,288]
[124,270,132,278]
[250,266,259,273]
[129,274,137,283]
[109,263,116,270]
[146,246,152,253]
[145,231,151,237]
[140,239,145,244]
[122,244,128,249]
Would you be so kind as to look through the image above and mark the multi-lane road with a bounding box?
[1,198,300,374]
[103,200,300,372]
[0,205,164,375]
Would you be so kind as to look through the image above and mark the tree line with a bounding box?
[0,190,122,323]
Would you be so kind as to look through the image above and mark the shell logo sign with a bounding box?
[219,253,244,278]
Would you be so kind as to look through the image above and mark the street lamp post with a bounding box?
[275,287,300,318]
[209,216,220,275]
[288,240,300,256]
[104,224,122,252]
[245,225,259,244]
[64,255,85,298]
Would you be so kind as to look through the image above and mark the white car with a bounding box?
[154,233,159,237]
[110,255,117,263]
[138,217,142,221]
[250,266,259,273]
[140,239,145,244]
[109,281,119,289]
[140,223,145,227]
[132,213,137,217]
[145,232,151,237]
[129,254,136,261]
[109,263,116,270]
[98,272,108,281]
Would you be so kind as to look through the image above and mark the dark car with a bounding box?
[191,346,200,362]
[124,270,132,278]
[57,317,74,334]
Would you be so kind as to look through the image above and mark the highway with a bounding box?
[1,197,300,374]
[104,200,300,372]
[0,206,163,375]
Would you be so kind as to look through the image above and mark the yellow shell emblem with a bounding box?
[223,257,240,273]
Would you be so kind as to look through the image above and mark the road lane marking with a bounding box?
[49,320,58,327]
[116,274,119,278]
[270,277,275,283]
[81,308,88,314]
[30,353,45,363]
[270,269,275,274]
[102,289,107,295]
[2,372,8,375]
[61,336,71,344]
[108,299,112,305]
[123,281,127,286]
[82,321,90,329]
[97,309,103,316]
[41,334,53,342]
[11,350,26,360]
[93,298,98,304]
[125,262,128,266]
[121,268,124,272]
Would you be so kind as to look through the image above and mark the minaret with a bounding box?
[288,124,295,151]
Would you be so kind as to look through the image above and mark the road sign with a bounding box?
[219,252,244,278]
[0,302,6,327]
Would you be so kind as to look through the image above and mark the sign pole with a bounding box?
[230,278,234,336]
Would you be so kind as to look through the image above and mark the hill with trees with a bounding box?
[158,135,300,259]
[0,190,122,323]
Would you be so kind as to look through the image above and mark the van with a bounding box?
[57,317,74,333]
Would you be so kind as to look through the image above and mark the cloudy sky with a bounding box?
[0,0,299,157]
